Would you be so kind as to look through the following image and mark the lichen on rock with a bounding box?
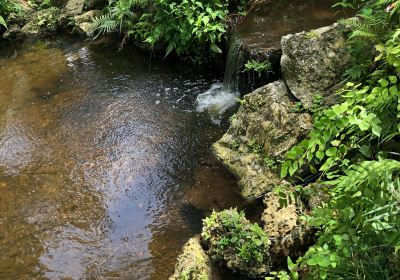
[169,236,212,280]
[201,208,271,278]
[261,187,313,258]
[212,81,312,199]
[281,22,351,108]
[20,8,61,37]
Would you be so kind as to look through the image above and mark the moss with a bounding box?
[201,209,271,278]
[169,237,211,280]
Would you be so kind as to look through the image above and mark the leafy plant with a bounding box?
[298,160,400,279]
[202,208,271,277]
[0,0,16,28]
[277,1,400,278]
[89,0,248,59]
[244,59,272,77]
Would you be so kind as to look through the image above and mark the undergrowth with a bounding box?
[277,0,400,279]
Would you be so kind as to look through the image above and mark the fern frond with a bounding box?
[88,14,118,36]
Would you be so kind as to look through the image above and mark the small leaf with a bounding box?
[210,44,222,53]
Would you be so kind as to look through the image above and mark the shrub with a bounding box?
[201,208,271,277]
[88,0,248,58]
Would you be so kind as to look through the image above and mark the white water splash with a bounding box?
[196,82,239,116]
[195,35,243,118]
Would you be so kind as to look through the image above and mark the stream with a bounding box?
[0,38,243,279]
[0,1,349,279]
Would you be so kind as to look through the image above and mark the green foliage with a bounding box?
[278,1,400,278]
[202,208,270,277]
[89,0,248,58]
[298,160,400,279]
[244,59,272,77]
[0,0,17,28]
[28,0,52,9]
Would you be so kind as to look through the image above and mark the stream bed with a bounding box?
[0,38,243,280]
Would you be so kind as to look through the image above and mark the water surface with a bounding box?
[0,38,239,279]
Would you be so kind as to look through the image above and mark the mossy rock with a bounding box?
[169,236,212,280]
[202,209,271,278]
[20,8,61,37]
[213,81,312,199]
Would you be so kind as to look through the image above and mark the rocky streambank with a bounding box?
[170,22,351,279]
[2,0,103,40]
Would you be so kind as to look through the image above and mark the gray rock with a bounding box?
[281,23,350,108]
[20,8,61,37]
[74,10,100,24]
[3,24,21,40]
[62,0,85,17]
[169,236,212,280]
[72,10,100,35]
[213,81,312,199]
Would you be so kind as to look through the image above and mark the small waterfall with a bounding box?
[222,35,244,94]
[196,35,244,119]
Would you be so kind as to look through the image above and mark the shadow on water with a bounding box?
[0,37,246,279]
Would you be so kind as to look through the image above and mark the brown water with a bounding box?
[0,38,245,279]
[237,0,354,50]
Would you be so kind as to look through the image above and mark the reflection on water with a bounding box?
[0,38,241,279]
[237,0,353,50]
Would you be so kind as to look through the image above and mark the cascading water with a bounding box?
[196,35,244,119]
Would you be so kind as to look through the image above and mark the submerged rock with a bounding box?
[20,8,61,38]
[213,81,312,199]
[281,22,350,108]
[169,236,212,280]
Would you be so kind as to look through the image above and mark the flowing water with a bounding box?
[0,37,244,280]
[196,0,351,118]
[195,35,244,120]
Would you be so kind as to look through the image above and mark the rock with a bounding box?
[212,81,312,199]
[3,24,21,40]
[20,8,61,37]
[169,236,212,280]
[202,209,271,278]
[262,188,311,258]
[62,0,85,17]
[281,22,350,108]
[74,10,100,24]
[71,10,100,35]
[6,0,32,26]
[182,155,250,213]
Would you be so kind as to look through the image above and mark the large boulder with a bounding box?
[281,22,350,108]
[169,236,212,280]
[19,8,61,37]
[212,81,312,199]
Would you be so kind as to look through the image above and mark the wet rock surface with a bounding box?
[169,236,212,280]
[281,22,350,108]
[213,81,312,199]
